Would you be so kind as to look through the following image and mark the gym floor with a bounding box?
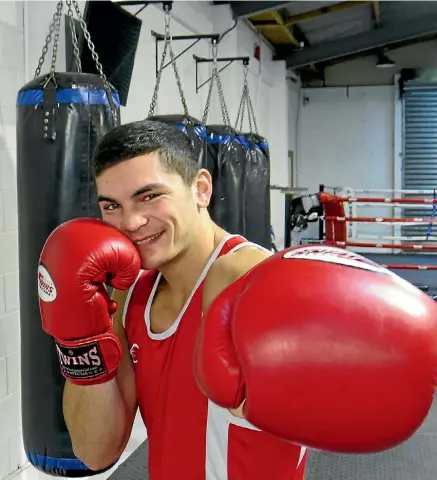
[12,251,436,480]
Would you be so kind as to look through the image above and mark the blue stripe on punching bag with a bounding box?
[16,88,121,107]
[26,452,92,471]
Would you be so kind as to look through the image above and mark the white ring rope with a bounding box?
[325,186,437,247]
[333,187,437,195]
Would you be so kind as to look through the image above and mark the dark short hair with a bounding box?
[93,119,200,185]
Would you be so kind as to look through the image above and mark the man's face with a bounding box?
[96,152,212,270]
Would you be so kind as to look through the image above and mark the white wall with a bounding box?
[0,1,26,478]
[294,85,396,251]
[0,1,289,479]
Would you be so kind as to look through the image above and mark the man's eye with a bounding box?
[103,203,119,211]
[143,194,160,202]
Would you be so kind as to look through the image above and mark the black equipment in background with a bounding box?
[207,124,247,236]
[233,65,271,248]
[237,132,271,249]
[65,0,142,106]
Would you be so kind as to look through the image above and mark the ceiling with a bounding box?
[216,1,437,84]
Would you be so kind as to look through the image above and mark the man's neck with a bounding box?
[158,221,227,300]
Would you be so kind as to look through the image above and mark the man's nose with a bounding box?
[121,212,148,233]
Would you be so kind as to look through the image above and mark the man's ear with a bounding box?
[193,169,213,208]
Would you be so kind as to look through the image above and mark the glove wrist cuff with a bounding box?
[54,332,122,386]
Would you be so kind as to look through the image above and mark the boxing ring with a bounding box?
[292,185,437,298]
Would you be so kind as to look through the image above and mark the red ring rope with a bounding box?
[382,265,437,271]
[320,192,437,205]
[317,191,437,273]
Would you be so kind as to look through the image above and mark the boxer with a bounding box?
[38,120,437,480]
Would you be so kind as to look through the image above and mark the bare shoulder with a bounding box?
[203,246,272,313]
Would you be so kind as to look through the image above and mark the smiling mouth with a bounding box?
[134,232,164,246]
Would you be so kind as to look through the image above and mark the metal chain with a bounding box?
[235,65,248,130]
[148,8,189,117]
[202,42,230,126]
[239,89,248,131]
[214,55,231,126]
[246,86,258,134]
[71,0,109,88]
[201,43,217,124]
[71,0,118,124]
[148,23,169,117]
[235,65,258,134]
[66,0,82,72]
[34,1,63,78]
[241,85,254,133]
[168,46,189,116]
[49,5,62,76]
[167,14,189,116]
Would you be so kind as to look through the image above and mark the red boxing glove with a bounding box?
[38,218,141,386]
[194,245,437,453]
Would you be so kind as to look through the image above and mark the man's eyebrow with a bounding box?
[131,183,166,197]
[97,194,116,203]
[97,183,166,203]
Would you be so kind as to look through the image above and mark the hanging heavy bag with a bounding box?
[150,114,209,170]
[241,133,271,249]
[146,5,210,172]
[206,124,246,235]
[18,3,120,476]
[202,45,246,236]
[235,78,271,249]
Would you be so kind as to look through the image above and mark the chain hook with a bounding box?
[164,6,171,40]
[148,0,189,118]
[212,40,218,64]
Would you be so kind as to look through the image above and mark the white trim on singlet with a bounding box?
[122,269,143,329]
[145,235,247,340]
[121,237,273,334]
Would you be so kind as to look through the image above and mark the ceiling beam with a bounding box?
[284,1,368,27]
[251,1,368,28]
[229,1,291,19]
[277,14,437,68]
[270,10,300,46]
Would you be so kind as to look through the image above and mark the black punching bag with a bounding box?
[237,132,271,249]
[148,115,212,173]
[207,125,247,236]
[17,72,120,476]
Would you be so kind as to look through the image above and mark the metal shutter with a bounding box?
[402,83,437,239]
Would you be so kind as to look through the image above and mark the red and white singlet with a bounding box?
[123,235,307,480]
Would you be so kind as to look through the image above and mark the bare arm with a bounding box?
[203,246,271,313]
[202,246,272,418]
[63,288,138,471]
